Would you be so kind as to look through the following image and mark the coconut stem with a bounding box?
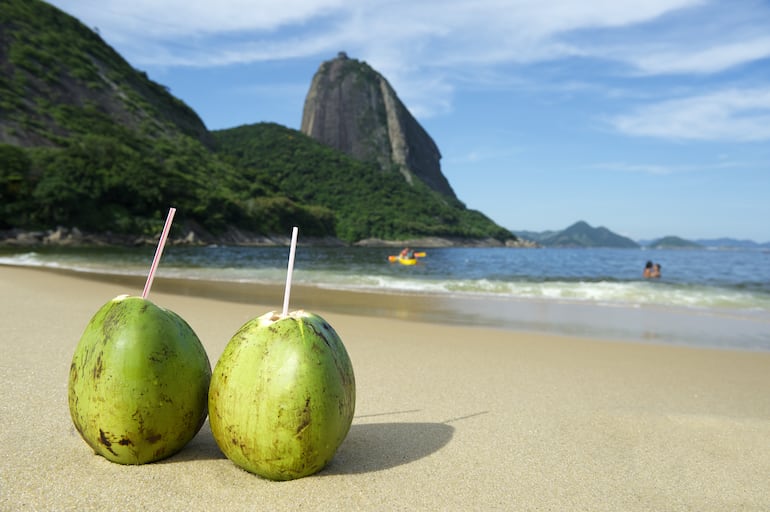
[281,226,299,317]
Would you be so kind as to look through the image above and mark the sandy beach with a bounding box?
[1,265,769,511]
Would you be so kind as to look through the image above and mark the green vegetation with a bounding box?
[0,0,334,237]
[0,0,210,145]
[0,133,336,236]
[213,123,510,242]
[648,236,702,249]
[537,221,640,248]
[0,0,512,244]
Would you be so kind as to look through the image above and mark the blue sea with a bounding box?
[2,245,769,351]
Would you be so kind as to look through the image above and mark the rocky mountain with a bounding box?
[515,221,639,248]
[301,52,456,199]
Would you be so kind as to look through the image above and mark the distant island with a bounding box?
[517,223,769,249]
[645,236,702,249]
[693,238,770,249]
[514,221,638,248]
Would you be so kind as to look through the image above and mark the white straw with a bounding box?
[281,227,299,317]
[142,207,176,299]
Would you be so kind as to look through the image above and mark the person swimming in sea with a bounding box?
[643,261,661,279]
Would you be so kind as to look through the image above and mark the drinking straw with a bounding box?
[281,226,299,317]
[141,207,176,299]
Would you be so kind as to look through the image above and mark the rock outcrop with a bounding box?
[301,52,456,199]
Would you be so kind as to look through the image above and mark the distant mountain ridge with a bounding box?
[514,221,639,248]
[646,236,702,249]
[694,238,770,249]
[518,224,769,249]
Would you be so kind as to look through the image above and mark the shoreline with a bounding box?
[3,262,769,352]
[0,226,534,248]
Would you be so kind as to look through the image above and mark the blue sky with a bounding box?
[47,0,770,242]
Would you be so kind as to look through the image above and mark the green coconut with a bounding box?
[68,295,211,464]
[209,310,355,480]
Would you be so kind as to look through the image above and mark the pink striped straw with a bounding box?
[142,207,176,299]
[281,227,299,317]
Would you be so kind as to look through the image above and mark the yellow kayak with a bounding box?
[388,252,425,265]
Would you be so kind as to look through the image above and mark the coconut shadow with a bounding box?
[321,421,454,475]
[164,411,487,472]
[163,420,226,463]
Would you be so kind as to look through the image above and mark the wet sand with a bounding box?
[1,265,769,511]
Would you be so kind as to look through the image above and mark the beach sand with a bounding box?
[1,265,769,511]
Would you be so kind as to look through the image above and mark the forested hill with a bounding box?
[0,0,211,148]
[213,123,512,243]
[1,0,283,238]
[0,0,514,245]
[516,221,639,248]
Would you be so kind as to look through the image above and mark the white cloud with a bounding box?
[611,88,770,141]
[592,162,684,175]
[50,0,706,68]
[51,0,347,37]
[591,159,748,176]
[443,145,524,165]
[47,0,770,121]
[628,37,770,74]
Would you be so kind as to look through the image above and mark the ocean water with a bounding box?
[2,245,769,350]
